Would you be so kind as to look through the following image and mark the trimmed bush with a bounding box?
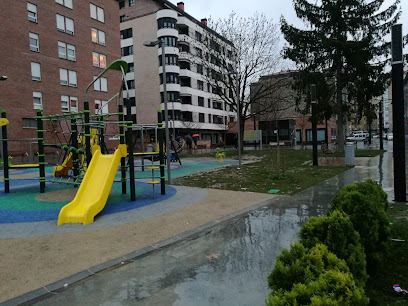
[268,243,349,292]
[299,210,367,287]
[330,179,391,264]
[266,269,369,305]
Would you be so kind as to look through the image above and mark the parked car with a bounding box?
[385,133,393,140]
[346,132,367,142]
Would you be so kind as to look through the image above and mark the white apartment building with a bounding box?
[119,0,236,145]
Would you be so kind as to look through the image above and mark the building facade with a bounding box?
[251,71,337,146]
[119,0,235,145]
[0,0,121,155]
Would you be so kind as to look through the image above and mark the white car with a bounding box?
[385,133,393,140]
[346,133,367,142]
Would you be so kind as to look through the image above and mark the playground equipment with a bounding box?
[1,109,46,193]
[1,59,170,225]
[215,148,226,163]
[57,144,127,225]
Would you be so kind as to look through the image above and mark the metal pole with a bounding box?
[379,98,384,150]
[161,40,172,183]
[172,101,175,139]
[236,70,242,166]
[391,24,406,202]
[1,110,9,193]
[311,84,318,166]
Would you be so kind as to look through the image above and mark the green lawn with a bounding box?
[175,149,349,195]
[366,203,408,305]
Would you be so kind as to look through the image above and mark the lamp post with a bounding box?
[311,84,318,166]
[144,39,172,184]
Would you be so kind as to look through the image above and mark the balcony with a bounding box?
[179,60,190,70]
[180,76,191,87]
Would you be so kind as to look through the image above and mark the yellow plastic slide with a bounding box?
[57,144,127,225]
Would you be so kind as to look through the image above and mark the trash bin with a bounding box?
[345,142,355,166]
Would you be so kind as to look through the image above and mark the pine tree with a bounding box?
[281,0,401,150]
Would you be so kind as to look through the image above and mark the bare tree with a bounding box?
[188,12,288,153]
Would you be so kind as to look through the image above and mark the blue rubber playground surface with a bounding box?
[0,158,237,224]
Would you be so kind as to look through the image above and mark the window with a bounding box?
[159,54,178,65]
[198,96,204,107]
[208,98,211,108]
[90,3,104,23]
[92,52,107,68]
[55,0,73,9]
[94,76,108,92]
[33,92,43,109]
[157,17,177,29]
[23,118,37,129]
[124,80,135,89]
[120,28,133,39]
[199,113,205,123]
[213,101,222,110]
[59,68,68,85]
[61,95,69,111]
[160,73,178,84]
[119,1,125,9]
[56,14,74,35]
[195,31,202,42]
[61,95,78,112]
[59,68,77,86]
[67,44,76,60]
[58,43,77,61]
[196,64,203,74]
[159,36,177,47]
[27,3,37,23]
[121,46,133,56]
[91,28,106,45]
[31,62,41,81]
[161,92,179,103]
[120,15,126,23]
[128,63,134,72]
[129,0,135,6]
[70,96,78,112]
[195,47,202,58]
[208,114,211,123]
[29,32,39,52]
[197,80,203,91]
[95,100,109,114]
[58,41,66,58]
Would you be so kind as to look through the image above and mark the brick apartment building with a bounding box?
[0,0,121,156]
[118,0,236,145]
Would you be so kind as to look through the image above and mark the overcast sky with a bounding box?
[169,0,408,50]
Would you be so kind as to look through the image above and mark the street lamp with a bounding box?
[144,39,172,184]
[311,84,318,166]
